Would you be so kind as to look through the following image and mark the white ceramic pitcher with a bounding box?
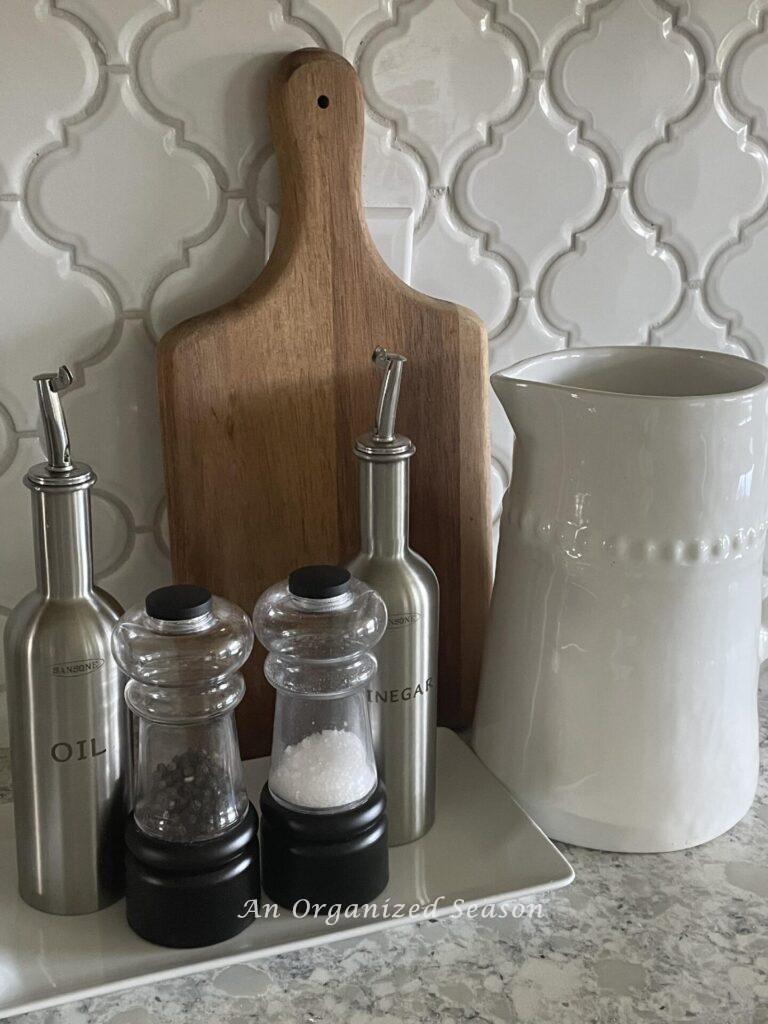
[472,346,768,853]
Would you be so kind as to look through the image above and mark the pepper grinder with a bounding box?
[4,366,128,914]
[112,585,260,948]
[347,348,439,845]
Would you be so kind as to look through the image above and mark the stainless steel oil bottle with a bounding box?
[4,367,128,914]
[347,348,438,845]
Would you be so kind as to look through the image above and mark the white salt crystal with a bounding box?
[269,728,376,809]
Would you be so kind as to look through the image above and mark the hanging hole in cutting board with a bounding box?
[317,95,329,109]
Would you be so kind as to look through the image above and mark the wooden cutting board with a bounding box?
[157,49,492,758]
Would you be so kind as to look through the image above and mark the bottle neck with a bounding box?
[32,487,94,599]
[147,611,216,635]
[358,457,410,558]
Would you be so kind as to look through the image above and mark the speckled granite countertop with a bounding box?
[2,688,767,1024]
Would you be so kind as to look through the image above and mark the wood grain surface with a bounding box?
[157,49,492,757]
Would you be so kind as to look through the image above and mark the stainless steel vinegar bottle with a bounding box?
[347,348,438,845]
[4,367,128,914]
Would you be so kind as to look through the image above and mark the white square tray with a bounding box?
[0,728,573,1018]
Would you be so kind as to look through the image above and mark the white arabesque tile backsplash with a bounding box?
[3,0,768,743]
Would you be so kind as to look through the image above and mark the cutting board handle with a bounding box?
[268,49,369,254]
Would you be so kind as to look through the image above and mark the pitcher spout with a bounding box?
[491,348,593,439]
[491,370,555,441]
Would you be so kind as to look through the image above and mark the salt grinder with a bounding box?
[112,585,260,948]
[348,348,438,845]
[4,366,128,914]
[254,565,389,910]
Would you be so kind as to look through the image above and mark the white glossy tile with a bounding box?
[361,117,428,215]
[636,81,766,279]
[651,284,748,357]
[58,0,166,63]
[359,0,525,182]
[0,203,114,431]
[0,0,99,193]
[730,24,768,145]
[411,193,515,337]
[547,190,680,346]
[0,404,15,478]
[151,198,264,338]
[499,0,578,68]
[490,297,565,373]
[671,0,752,71]
[458,78,605,287]
[0,438,41,610]
[712,215,768,365]
[553,0,699,180]
[97,531,170,613]
[64,321,164,526]
[291,0,383,59]
[91,488,133,579]
[28,74,219,308]
[138,0,318,187]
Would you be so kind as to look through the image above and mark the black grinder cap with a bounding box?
[145,584,213,621]
[288,565,351,599]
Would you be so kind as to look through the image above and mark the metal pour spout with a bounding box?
[354,347,414,462]
[34,366,74,473]
[372,346,406,442]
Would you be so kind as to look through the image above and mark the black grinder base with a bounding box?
[124,802,260,948]
[260,781,388,911]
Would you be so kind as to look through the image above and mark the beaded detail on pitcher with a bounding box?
[512,510,768,564]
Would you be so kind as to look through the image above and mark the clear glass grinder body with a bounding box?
[253,566,387,814]
[112,585,254,843]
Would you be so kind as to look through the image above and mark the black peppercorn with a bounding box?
[140,748,239,841]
